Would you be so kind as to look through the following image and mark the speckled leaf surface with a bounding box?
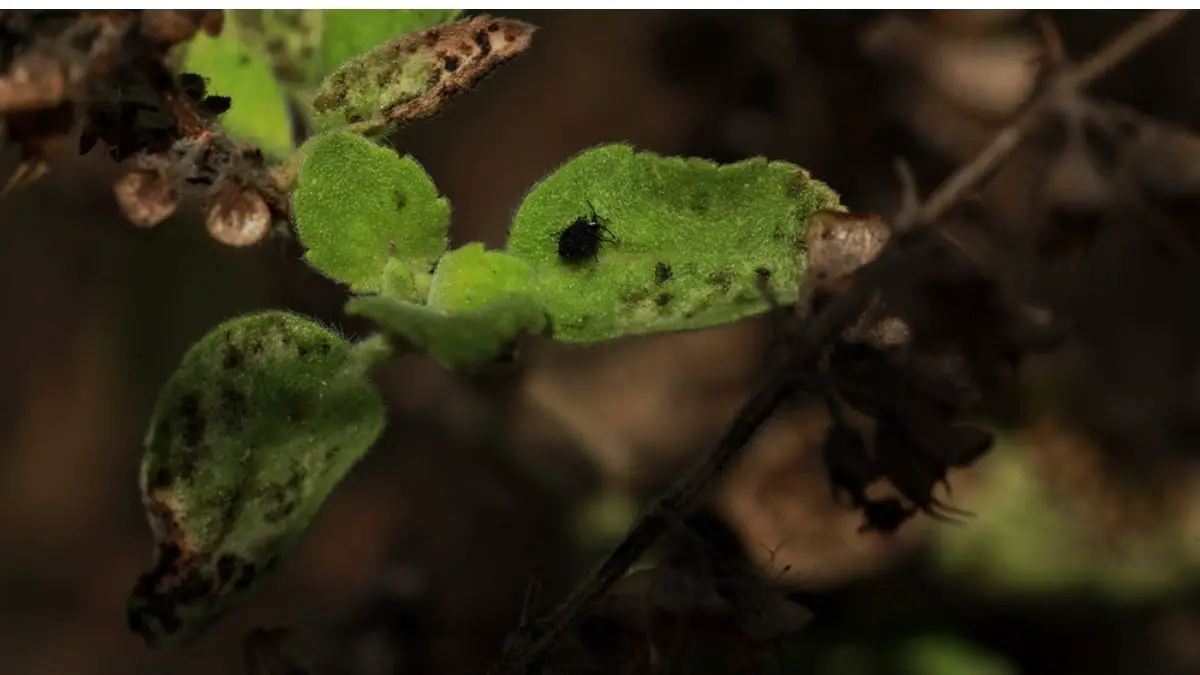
[505,143,843,343]
[128,311,388,649]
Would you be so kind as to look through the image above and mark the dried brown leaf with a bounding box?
[314,16,537,134]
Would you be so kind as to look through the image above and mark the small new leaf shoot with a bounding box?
[347,243,546,369]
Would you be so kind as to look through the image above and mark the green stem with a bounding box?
[350,332,399,372]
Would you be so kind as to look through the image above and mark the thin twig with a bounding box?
[483,11,1188,675]
[891,157,920,231]
[917,9,1185,225]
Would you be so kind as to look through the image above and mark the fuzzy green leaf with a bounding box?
[291,131,450,297]
[347,243,546,369]
[181,12,295,158]
[127,311,390,650]
[319,10,463,78]
[425,242,543,312]
[505,143,843,343]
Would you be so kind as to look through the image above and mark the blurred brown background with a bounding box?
[1,10,1199,675]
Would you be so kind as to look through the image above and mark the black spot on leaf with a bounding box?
[178,393,206,449]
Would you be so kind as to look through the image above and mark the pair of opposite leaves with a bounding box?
[128,122,843,651]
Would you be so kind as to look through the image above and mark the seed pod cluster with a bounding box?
[1,10,285,246]
[114,155,180,229]
[0,11,219,184]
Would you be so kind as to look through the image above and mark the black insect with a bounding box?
[556,201,616,265]
[655,262,672,283]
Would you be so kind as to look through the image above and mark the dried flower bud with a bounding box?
[803,210,891,290]
[0,52,66,114]
[114,165,180,229]
[205,180,272,247]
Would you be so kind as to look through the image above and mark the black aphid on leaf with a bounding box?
[557,201,616,265]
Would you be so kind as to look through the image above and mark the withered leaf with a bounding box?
[312,15,536,135]
[804,210,892,286]
[821,412,879,508]
[593,536,810,647]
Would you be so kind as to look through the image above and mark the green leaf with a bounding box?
[231,10,326,91]
[291,131,450,297]
[425,241,543,312]
[311,15,536,135]
[181,12,295,158]
[319,10,463,78]
[505,143,843,343]
[933,442,1200,599]
[127,311,389,649]
[900,636,1017,675]
[347,242,547,369]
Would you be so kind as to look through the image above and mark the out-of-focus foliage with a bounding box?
[180,12,295,157]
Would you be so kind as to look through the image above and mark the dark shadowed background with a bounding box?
[1,10,1199,675]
